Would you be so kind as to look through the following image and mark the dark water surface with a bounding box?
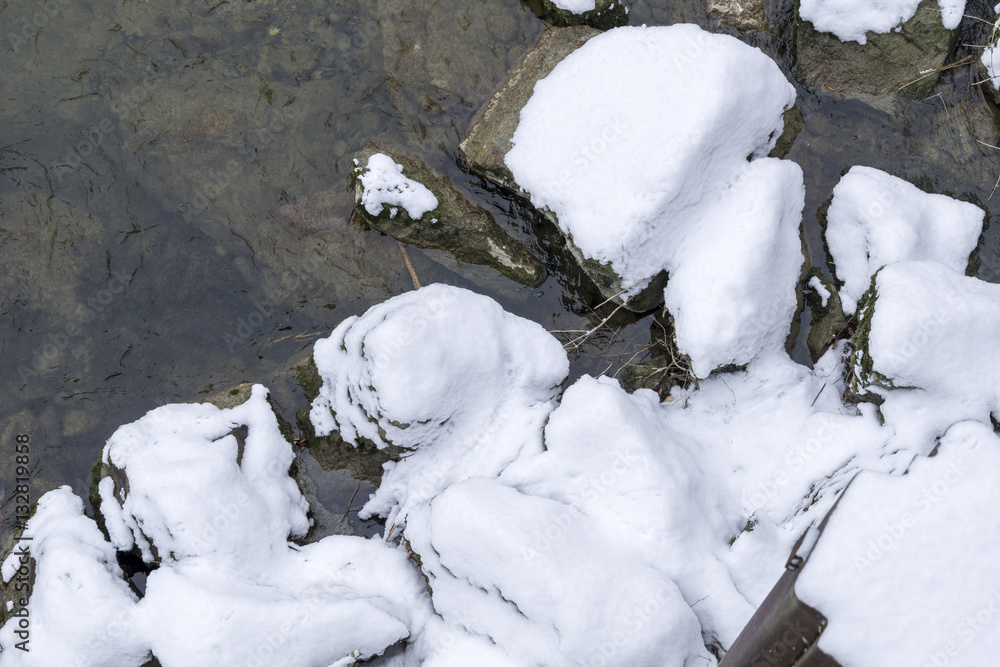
[1,0,998,538]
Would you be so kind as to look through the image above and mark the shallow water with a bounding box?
[0,0,998,541]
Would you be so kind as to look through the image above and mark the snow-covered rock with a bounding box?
[352,146,546,287]
[796,420,1000,666]
[0,386,433,667]
[309,284,569,528]
[825,166,983,315]
[799,0,965,44]
[850,261,1000,427]
[796,0,962,100]
[502,24,805,373]
[529,0,628,30]
[0,487,149,667]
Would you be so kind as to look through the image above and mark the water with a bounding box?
[0,0,998,543]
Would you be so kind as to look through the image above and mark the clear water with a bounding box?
[0,0,997,541]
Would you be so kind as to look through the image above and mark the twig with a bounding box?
[398,241,421,289]
[342,479,362,519]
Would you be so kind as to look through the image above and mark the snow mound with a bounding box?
[852,261,1000,423]
[0,487,148,667]
[309,284,569,527]
[359,153,438,220]
[664,158,805,377]
[796,420,1000,666]
[799,0,966,44]
[505,24,804,376]
[100,384,309,565]
[825,166,983,315]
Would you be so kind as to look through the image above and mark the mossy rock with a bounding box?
[523,0,628,31]
[353,145,546,288]
[845,271,893,403]
[795,0,959,101]
[805,270,849,362]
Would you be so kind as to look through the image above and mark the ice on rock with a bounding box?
[551,0,597,11]
[825,166,983,315]
[309,284,569,528]
[505,25,805,376]
[0,487,149,667]
[799,0,966,44]
[796,420,1000,666]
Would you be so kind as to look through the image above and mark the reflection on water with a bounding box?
[0,0,998,541]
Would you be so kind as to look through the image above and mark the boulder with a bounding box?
[795,0,960,101]
[353,145,546,287]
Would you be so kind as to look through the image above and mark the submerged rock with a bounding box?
[523,0,629,30]
[353,145,546,287]
[795,0,960,101]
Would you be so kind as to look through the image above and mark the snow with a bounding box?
[982,9,1000,87]
[799,0,966,44]
[796,421,1000,666]
[309,284,569,529]
[551,0,596,12]
[808,276,831,306]
[0,487,149,667]
[0,386,433,666]
[825,166,983,315]
[663,158,804,377]
[853,261,1000,425]
[358,153,438,220]
[505,24,802,376]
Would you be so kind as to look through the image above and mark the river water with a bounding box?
[0,0,998,540]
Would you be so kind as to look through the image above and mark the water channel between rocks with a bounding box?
[0,0,998,540]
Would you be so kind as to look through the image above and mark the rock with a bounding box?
[353,145,546,287]
[459,26,601,190]
[522,0,628,30]
[805,270,848,363]
[458,25,665,311]
[708,0,769,33]
[770,106,804,159]
[294,355,403,486]
[795,0,959,101]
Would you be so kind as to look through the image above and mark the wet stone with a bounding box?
[353,144,547,287]
[795,0,959,102]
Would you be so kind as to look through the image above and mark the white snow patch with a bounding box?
[799,0,965,44]
[808,276,831,306]
[551,0,597,12]
[825,166,983,315]
[359,153,438,220]
[796,421,1000,666]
